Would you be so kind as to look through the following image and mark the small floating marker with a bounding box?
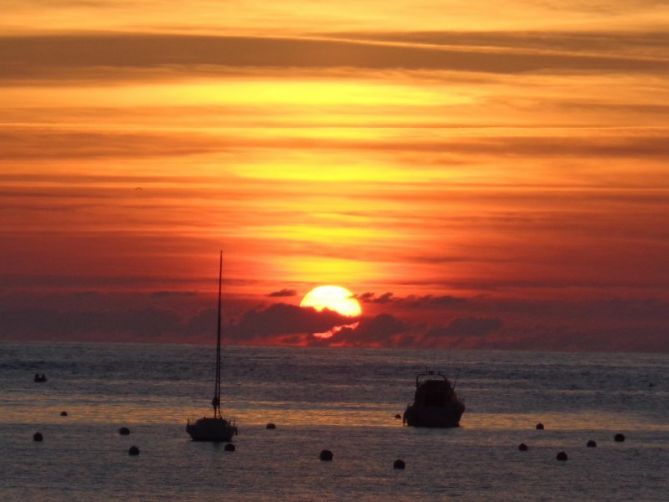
[319,449,333,461]
[395,414,401,420]
[224,443,236,452]
[128,446,140,456]
[536,423,544,430]
[60,411,68,417]
[648,382,655,388]
[33,432,43,442]
[266,423,276,430]
[587,440,597,448]
[393,459,406,470]
[614,433,626,442]
[556,451,568,461]
[518,443,528,451]
[118,427,130,436]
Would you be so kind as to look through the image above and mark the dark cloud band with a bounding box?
[0,32,666,82]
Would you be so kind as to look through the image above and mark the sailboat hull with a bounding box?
[186,417,237,442]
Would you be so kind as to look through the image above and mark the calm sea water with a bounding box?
[0,342,667,501]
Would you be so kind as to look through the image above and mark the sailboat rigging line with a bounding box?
[186,250,238,441]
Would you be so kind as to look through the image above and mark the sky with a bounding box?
[1,1,668,351]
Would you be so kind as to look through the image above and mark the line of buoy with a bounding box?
[28,410,632,467]
[518,432,628,458]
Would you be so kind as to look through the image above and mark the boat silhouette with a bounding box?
[186,251,238,442]
[403,371,465,428]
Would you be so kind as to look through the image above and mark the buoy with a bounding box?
[393,459,405,469]
[60,411,68,417]
[556,451,568,461]
[224,443,235,452]
[394,414,401,420]
[536,423,544,430]
[128,446,140,456]
[319,449,333,461]
[266,423,276,430]
[518,443,528,451]
[587,440,597,448]
[33,432,43,442]
[118,427,130,436]
[614,433,625,442]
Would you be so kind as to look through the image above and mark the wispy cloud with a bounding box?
[267,288,298,298]
[3,126,669,161]
[0,33,666,84]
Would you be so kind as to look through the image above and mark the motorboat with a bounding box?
[403,371,465,428]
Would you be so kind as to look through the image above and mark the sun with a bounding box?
[300,285,362,317]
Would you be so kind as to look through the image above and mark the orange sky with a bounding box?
[1,1,668,350]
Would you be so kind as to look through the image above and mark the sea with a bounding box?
[0,342,667,501]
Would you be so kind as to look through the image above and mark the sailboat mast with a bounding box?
[212,250,222,418]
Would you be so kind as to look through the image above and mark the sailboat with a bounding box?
[186,251,238,442]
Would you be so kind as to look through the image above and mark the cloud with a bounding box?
[2,291,669,352]
[0,306,183,340]
[358,292,468,308]
[267,288,298,298]
[225,303,351,342]
[309,313,411,347]
[425,317,503,338]
[406,317,505,349]
[150,290,197,298]
[0,32,665,84]
[0,128,222,160]
[484,297,669,322]
[4,127,669,162]
[0,295,352,344]
[357,291,395,303]
[325,30,669,60]
[482,324,669,353]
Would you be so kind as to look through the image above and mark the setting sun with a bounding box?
[300,285,362,317]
